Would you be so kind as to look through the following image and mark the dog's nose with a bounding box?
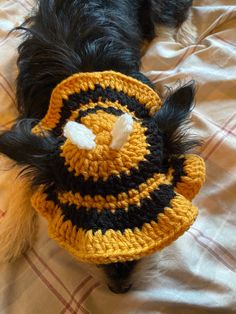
[108,284,132,294]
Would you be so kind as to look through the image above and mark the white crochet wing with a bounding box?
[110,113,134,150]
[63,121,96,150]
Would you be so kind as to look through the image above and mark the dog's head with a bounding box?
[0,72,205,293]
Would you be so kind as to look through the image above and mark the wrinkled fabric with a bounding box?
[0,0,236,313]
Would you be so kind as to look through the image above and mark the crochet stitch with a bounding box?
[31,71,205,264]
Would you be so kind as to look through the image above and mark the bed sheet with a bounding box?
[0,0,236,313]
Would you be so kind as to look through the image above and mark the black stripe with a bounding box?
[46,184,175,234]
[76,105,124,122]
[53,85,151,135]
[170,156,186,185]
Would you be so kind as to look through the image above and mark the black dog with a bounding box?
[0,0,198,294]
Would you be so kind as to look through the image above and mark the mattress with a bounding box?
[0,0,235,313]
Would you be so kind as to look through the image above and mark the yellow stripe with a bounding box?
[58,169,174,212]
[32,71,162,134]
[174,154,206,201]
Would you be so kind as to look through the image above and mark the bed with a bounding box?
[0,0,235,313]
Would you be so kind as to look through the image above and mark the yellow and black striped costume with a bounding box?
[32,71,205,264]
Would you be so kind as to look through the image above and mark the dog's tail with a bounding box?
[0,160,37,264]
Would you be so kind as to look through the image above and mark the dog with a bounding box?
[0,0,199,294]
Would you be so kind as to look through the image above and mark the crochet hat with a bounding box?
[31,71,205,264]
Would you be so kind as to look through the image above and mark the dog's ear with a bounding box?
[154,82,199,155]
[0,119,59,185]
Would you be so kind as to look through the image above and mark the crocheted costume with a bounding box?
[31,71,205,264]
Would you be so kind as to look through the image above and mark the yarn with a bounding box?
[31,71,205,264]
[110,113,134,149]
[63,121,96,150]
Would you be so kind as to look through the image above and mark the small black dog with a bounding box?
[0,0,198,294]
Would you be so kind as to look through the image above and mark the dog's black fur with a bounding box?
[0,0,198,293]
